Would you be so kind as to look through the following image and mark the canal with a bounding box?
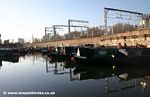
[0,54,150,97]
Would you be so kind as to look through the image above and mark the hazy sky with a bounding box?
[0,0,150,42]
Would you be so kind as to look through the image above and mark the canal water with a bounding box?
[0,54,150,97]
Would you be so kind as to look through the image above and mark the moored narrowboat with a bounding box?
[74,47,114,66]
[74,47,150,67]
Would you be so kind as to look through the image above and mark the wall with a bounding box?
[26,28,150,47]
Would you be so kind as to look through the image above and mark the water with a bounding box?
[0,54,150,97]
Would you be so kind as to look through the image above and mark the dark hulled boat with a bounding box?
[0,48,19,57]
[74,47,117,66]
[65,46,77,58]
[48,47,66,60]
[111,48,150,67]
[74,47,150,67]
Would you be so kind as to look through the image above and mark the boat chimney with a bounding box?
[77,48,80,56]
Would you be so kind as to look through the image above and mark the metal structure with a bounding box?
[44,27,53,41]
[53,26,63,36]
[45,27,53,36]
[53,24,88,35]
[44,19,89,41]
[104,7,143,34]
[68,19,89,38]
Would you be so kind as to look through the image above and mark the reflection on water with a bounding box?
[0,54,150,97]
[70,63,150,94]
[0,55,19,69]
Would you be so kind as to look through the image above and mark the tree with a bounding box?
[112,23,137,34]
[86,27,103,37]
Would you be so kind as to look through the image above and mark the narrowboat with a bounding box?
[74,47,150,67]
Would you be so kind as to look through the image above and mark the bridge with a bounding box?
[26,28,150,47]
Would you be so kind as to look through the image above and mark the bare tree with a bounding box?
[112,23,137,34]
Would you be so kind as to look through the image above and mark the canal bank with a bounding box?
[26,28,150,47]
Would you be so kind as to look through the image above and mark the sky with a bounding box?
[0,0,150,42]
